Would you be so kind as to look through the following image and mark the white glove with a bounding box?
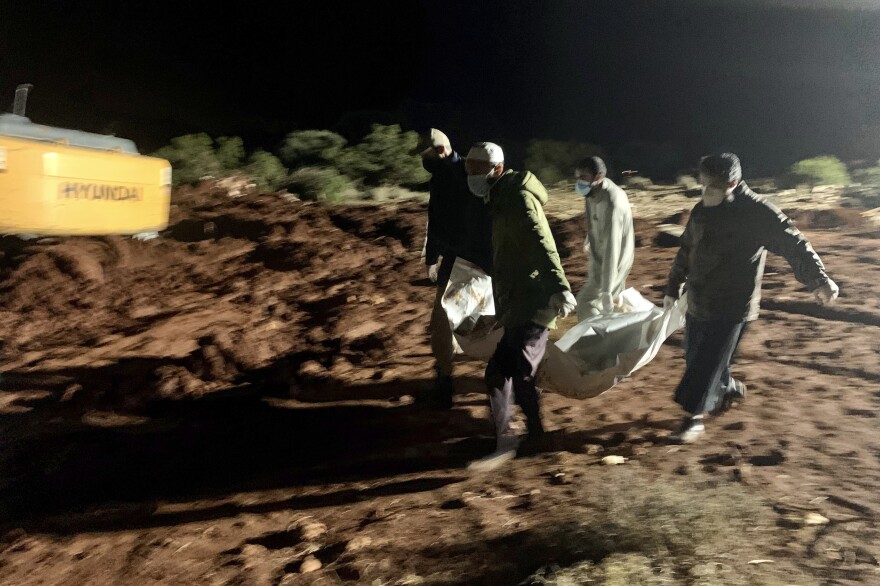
[583,238,591,256]
[600,292,614,315]
[550,290,578,318]
[427,264,439,283]
[814,279,839,305]
[663,295,676,311]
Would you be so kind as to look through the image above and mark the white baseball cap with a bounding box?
[467,142,504,165]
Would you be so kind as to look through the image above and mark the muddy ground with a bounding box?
[0,183,877,585]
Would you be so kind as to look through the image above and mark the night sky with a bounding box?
[2,0,879,176]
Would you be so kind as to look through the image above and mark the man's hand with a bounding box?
[600,292,614,315]
[427,264,439,283]
[583,237,591,256]
[663,295,676,311]
[814,279,839,305]
[421,128,451,159]
[550,290,578,318]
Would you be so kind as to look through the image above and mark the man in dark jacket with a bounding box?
[421,129,493,408]
[464,142,577,471]
[664,153,839,443]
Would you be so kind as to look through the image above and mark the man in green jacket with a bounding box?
[464,142,577,470]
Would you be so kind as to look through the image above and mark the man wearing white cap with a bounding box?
[420,129,493,408]
[464,142,577,470]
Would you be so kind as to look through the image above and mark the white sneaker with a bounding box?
[467,435,521,472]
[672,417,705,445]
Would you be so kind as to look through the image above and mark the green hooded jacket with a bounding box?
[487,170,571,329]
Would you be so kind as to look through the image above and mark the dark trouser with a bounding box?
[429,255,457,378]
[486,322,549,439]
[674,316,749,415]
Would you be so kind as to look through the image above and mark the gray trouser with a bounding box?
[430,256,457,377]
[674,316,749,415]
[486,322,549,438]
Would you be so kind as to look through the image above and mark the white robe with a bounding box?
[576,178,635,320]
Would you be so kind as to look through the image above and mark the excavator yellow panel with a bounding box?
[0,134,171,235]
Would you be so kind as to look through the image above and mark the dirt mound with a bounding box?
[549,216,656,255]
[0,182,432,411]
[0,237,139,315]
[785,207,868,230]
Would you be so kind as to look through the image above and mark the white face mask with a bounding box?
[467,169,496,197]
[701,185,730,207]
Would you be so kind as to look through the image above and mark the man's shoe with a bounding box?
[711,381,746,416]
[517,429,560,456]
[671,416,705,445]
[467,435,520,472]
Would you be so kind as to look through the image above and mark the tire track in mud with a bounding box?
[769,359,880,383]
[754,299,880,387]
[761,299,880,327]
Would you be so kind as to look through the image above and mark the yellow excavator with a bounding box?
[0,84,171,237]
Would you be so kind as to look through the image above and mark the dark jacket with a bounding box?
[488,170,571,329]
[424,152,493,273]
[666,182,830,322]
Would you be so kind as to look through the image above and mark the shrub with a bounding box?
[675,174,699,189]
[152,133,223,186]
[286,167,353,202]
[215,136,246,171]
[245,150,288,192]
[279,130,347,169]
[153,134,289,191]
[337,124,429,186]
[852,162,880,186]
[622,175,654,189]
[777,155,851,189]
[525,139,605,185]
[848,163,880,207]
